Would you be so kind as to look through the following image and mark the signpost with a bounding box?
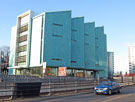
[58,67,67,76]
[43,62,46,74]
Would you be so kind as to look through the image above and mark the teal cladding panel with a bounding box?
[84,22,96,70]
[71,17,84,69]
[95,27,104,70]
[43,11,71,67]
[103,34,108,77]
[95,27,107,78]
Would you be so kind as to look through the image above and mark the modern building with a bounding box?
[0,50,2,73]
[107,52,114,78]
[8,10,108,78]
[0,50,9,74]
[128,44,135,73]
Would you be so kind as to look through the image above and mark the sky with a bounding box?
[0,0,135,73]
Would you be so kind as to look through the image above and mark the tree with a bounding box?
[0,46,10,74]
[0,46,10,56]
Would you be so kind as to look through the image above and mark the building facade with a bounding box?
[128,44,135,73]
[107,52,114,78]
[8,10,108,78]
[0,50,9,74]
[0,50,2,73]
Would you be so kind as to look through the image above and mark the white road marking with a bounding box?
[101,94,133,102]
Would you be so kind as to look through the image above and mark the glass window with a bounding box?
[45,67,58,76]
[31,67,42,76]
[67,69,74,76]
[19,24,28,33]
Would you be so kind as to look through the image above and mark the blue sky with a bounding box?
[0,0,135,73]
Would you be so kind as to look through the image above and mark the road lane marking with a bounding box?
[87,94,126,102]
[4,85,135,102]
[101,94,133,102]
[11,93,95,102]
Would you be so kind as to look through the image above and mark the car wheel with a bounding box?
[108,90,112,95]
[118,88,121,93]
[95,92,98,95]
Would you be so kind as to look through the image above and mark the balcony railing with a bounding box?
[17,45,27,53]
[19,24,28,33]
[16,55,26,63]
[18,35,27,43]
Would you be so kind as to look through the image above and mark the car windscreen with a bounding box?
[99,81,111,85]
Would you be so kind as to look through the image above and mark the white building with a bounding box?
[128,44,135,73]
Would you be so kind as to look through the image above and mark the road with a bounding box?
[4,85,135,102]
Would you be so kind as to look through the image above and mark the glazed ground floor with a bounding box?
[8,66,103,78]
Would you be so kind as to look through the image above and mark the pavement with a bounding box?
[1,85,135,102]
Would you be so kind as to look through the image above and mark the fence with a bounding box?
[40,79,98,95]
[0,75,135,99]
[114,76,135,86]
[0,74,98,98]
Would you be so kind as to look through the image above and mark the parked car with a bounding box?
[94,81,121,95]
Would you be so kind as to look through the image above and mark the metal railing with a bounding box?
[16,55,26,63]
[0,75,135,99]
[114,76,135,86]
[19,24,28,33]
[0,74,98,98]
[0,80,98,98]
[18,35,27,43]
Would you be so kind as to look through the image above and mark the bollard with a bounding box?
[97,72,100,85]
[75,81,78,93]
[11,82,15,100]
[48,78,51,96]
[121,76,123,83]
[132,76,134,84]
[128,77,129,85]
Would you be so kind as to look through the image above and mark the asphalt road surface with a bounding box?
[5,85,135,102]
